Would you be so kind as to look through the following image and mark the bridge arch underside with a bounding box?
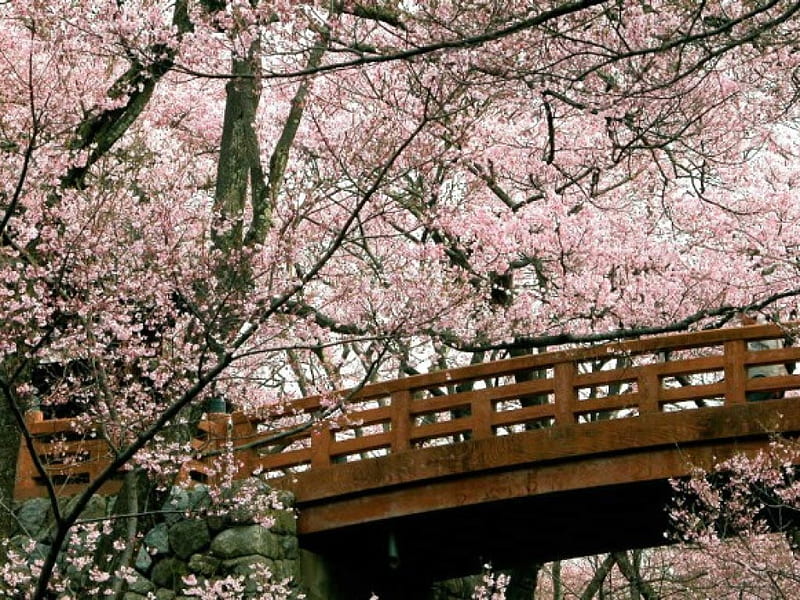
[294,399,800,592]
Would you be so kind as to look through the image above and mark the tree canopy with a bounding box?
[2,0,800,597]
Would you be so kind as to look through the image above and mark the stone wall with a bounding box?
[7,481,304,599]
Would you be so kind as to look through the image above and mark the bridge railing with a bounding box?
[181,323,800,482]
[14,323,800,499]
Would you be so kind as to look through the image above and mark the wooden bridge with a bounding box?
[14,323,800,596]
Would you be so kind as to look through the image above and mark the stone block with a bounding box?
[15,497,51,540]
[210,525,284,559]
[268,509,297,536]
[168,519,210,560]
[144,523,170,555]
[188,553,221,577]
[127,573,155,595]
[151,557,188,591]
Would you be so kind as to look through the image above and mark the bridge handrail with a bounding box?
[182,323,800,481]
[14,323,800,499]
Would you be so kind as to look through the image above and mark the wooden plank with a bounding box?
[574,369,639,387]
[724,340,747,405]
[653,355,724,377]
[330,432,393,457]
[34,438,110,456]
[637,368,660,414]
[490,404,556,428]
[335,405,393,427]
[299,323,797,404]
[28,417,81,436]
[470,393,492,440]
[744,346,800,366]
[390,390,411,453]
[254,448,313,470]
[409,393,476,415]
[19,324,800,501]
[409,379,555,415]
[745,373,800,394]
[554,362,576,425]
[410,419,473,442]
[661,382,726,403]
[573,394,640,415]
[310,426,332,468]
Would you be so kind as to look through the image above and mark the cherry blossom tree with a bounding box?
[666,438,800,599]
[3,0,800,596]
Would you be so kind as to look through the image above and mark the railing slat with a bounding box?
[310,425,332,468]
[554,361,577,425]
[724,340,747,405]
[637,367,660,414]
[390,390,411,453]
[471,392,492,440]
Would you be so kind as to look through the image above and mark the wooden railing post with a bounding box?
[638,367,661,414]
[390,390,411,453]
[554,361,577,426]
[14,411,44,501]
[311,424,332,467]
[724,339,747,405]
[470,392,493,440]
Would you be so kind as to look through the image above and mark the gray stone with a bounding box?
[78,494,107,521]
[274,489,295,508]
[162,485,211,522]
[168,519,210,560]
[280,534,299,559]
[206,514,227,532]
[222,555,273,593]
[162,487,190,524]
[222,553,272,575]
[61,494,106,523]
[210,525,284,559]
[135,544,153,572]
[188,553,221,577]
[271,559,299,582]
[127,574,155,594]
[227,505,257,525]
[151,557,188,591]
[15,497,51,539]
[144,523,170,555]
[187,485,212,512]
[269,509,297,536]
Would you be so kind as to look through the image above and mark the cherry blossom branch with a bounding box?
[579,554,618,600]
[579,0,799,89]
[1,27,38,240]
[199,340,393,459]
[247,35,328,246]
[61,0,191,189]
[173,0,609,80]
[613,551,659,600]
[441,287,800,352]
